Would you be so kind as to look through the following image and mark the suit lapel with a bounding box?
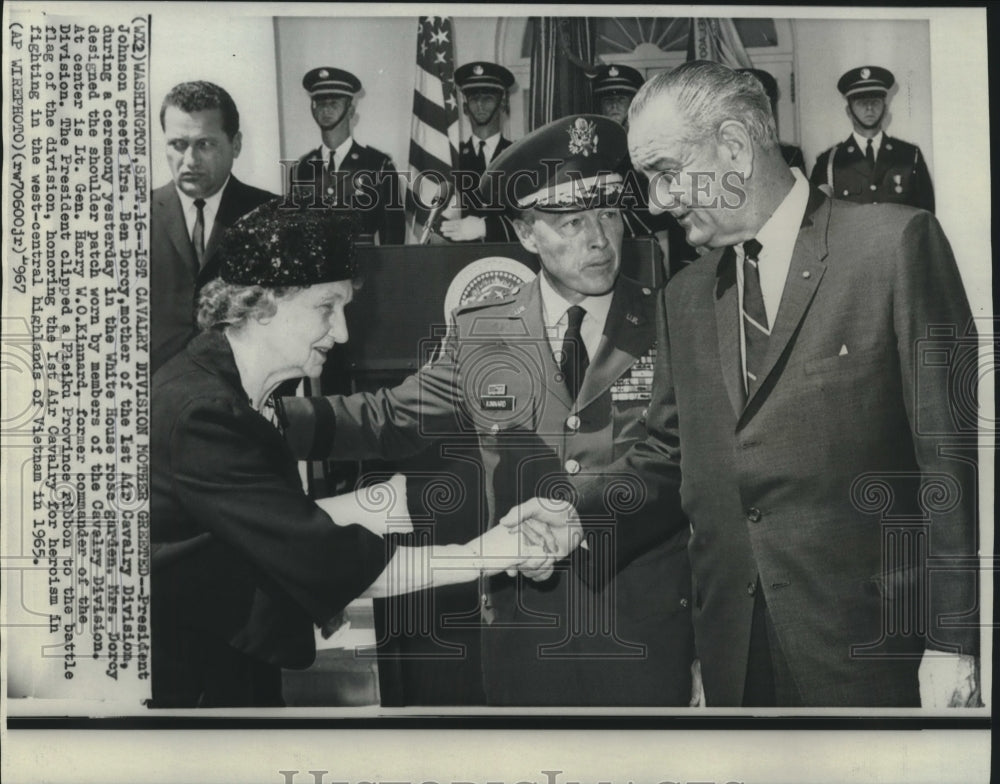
[743,187,830,412]
[157,185,198,274]
[516,279,574,410]
[840,135,871,179]
[871,134,894,186]
[713,246,745,417]
[198,178,247,283]
[575,279,655,412]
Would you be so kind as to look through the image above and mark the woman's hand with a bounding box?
[468,523,555,577]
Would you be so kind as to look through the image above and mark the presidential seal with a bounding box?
[443,256,536,321]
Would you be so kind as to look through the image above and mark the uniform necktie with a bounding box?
[192,198,206,266]
[865,138,875,170]
[560,305,589,401]
[741,239,768,397]
[477,139,487,170]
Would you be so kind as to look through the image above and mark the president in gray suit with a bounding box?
[506,61,980,707]
[151,81,277,374]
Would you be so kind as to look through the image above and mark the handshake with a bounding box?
[315,477,586,587]
[480,497,587,581]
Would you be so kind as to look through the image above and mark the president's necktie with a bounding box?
[192,198,206,267]
[741,239,768,396]
[560,305,589,401]
[865,138,875,171]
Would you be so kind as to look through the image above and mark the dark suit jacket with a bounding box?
[811,134,935,213]
[282,275,694,706]
[151,329,391,705]
[574,188,978,706]
[457,135,515,242]
[150,177,276,375]
[289,141,405,245]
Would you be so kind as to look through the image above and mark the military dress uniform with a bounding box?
[457,135,514,241]
[810,134,935,213]
[288,67,405,244]
[454,62,517,242]
[809,65,935,213]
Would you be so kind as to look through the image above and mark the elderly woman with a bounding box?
[151,202,544,708]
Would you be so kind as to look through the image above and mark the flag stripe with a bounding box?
[408,16,460,240]
[411,89,451,132]
[408,141,453,179]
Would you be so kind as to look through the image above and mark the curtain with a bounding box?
[528,17,596,130]
[685,18,753,68]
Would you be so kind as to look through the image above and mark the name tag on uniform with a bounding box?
[480,396,515,411]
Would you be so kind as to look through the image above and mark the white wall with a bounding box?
[150,12,282,193]
[794,19,933,178]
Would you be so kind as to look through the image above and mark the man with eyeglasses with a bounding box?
[810,66,935,213]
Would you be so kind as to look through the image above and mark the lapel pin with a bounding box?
[802,270,811,279]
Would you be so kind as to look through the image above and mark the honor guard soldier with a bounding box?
[288,67,405,244]
[281,115,695,707]
[736,68,806,173]
[810,66,935,213]
[591,63,697,272]
[439,61,517,242]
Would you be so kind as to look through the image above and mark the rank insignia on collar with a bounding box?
[625,313,639,325]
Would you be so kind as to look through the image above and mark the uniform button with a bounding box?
[747,581,757,596]
[641,408,648,419]
[842,189,849,196]
[679,597,689,608]
[869,184,877,191]
[642,287,652,296]
[564,458,581,475]
[566,415,581,431]
[802,270,811,279]
[746,507,762,523]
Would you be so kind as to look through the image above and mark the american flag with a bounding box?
[407,16,460,242]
